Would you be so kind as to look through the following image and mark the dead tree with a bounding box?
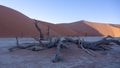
[47,25,50,39]
[16,37,19,47]
[85,32,87,37]
[34,20,44,40]
[64,36,120,56]
[8,35,120,63]
[77,37,120,51]
[32,37,45,47]
[51,37,68,62]
[9,37,19,51]
[8,37,35,51]
[52,39,63,62]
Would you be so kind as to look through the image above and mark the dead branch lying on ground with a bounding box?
[80,38,96,57]
[65,36,120,50]
[8,36,120,62]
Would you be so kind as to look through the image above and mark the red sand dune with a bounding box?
[58,20,120,36]
[0,5,120,37]
[0,5,37,37]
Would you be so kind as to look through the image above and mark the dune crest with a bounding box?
[0,5,120,37]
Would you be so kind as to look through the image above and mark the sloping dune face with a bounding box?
[84,21,120,36]
[0,5,120,37]
[31,20,78,37]
[0,5,38,37]
[58,20,103,36]
[109,24,120,36]
[84,21,114,36]
[58,20,120,36]
[0,5,77,37]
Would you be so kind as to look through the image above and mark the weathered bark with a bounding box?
[47,25,50,39]
[9,37,37,51]
[79,39,96,57]
[34,20,44,40]
[78,37,120,51]
[16,37,19,47]
[9,43,35,52]
[64,36,120,57]
[9,37,19,51]
[52,38,63,63]
[8,36,120,63]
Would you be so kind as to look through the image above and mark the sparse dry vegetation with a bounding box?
[8,20,120,63]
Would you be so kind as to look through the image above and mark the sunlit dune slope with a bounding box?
[0,5,38,37]
[0,5,120,37]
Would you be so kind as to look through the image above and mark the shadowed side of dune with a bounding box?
[84,21,114,36]
[57,20,103,36]
[0,5,120,37]
[34,20,78,37]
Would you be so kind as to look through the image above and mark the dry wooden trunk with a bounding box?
[34,19,44,40]
[8,36,120,62]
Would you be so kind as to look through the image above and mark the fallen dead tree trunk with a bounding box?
[8,37,68,62]
[65,36,120,51]
[64,36,120,57]
[78,37,120,51]
[8,36,120,62]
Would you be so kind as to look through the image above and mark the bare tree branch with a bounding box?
[34,19,44,40]
[47,25,50,39]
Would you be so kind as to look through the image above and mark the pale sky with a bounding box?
[0,0,120,24]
